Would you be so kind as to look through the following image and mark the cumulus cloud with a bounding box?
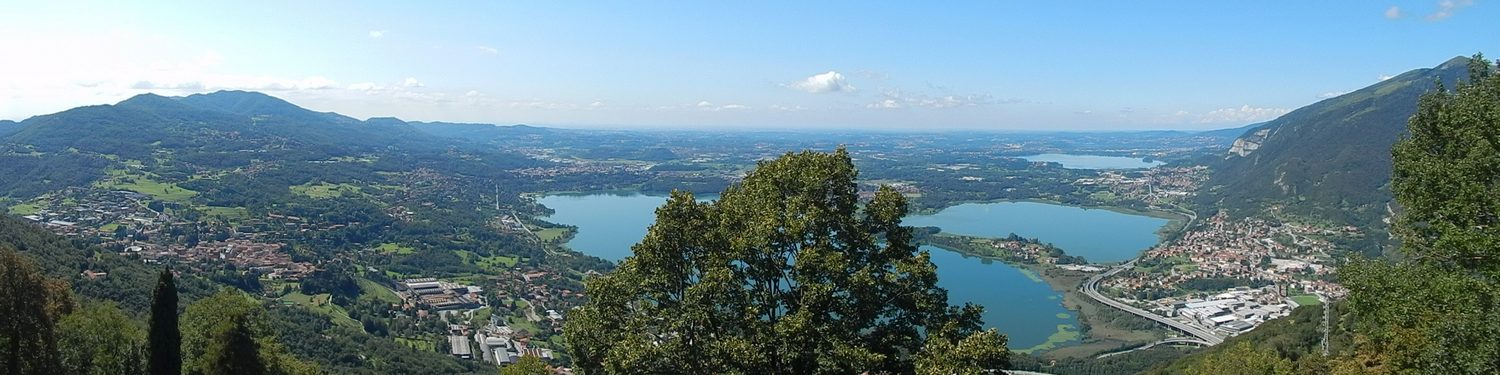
[1198,105,1290,124]
[477,46,499,55]
[1427,0,1474,20]
[1385,6,1403,19]
[369,30,386,38]
[786,71,854,93]
[1378,74,1394,81]
[402,77,423,88]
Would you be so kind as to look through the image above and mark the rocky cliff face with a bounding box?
[1227,128,1272,158]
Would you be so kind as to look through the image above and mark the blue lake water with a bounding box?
[538,194,1168,351]
[1020,153,1164,169]
[905,201,1170,263]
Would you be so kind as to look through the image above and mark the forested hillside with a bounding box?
[1198,56,1472,255]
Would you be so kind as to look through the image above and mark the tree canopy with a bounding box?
[564,148,1008,374]
[1337,54,1500,373]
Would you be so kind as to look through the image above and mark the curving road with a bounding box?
[1081,260,1225,345]
[1095,337,1211,359]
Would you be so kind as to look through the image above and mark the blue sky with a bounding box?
[1,1,1494,130]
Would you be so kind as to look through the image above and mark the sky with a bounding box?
[0,1,1495,131]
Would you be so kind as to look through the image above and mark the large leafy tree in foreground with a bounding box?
[565,148,1007,374]
[0,247,73,375]
[1336,54,1500,374]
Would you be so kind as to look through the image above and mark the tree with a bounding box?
[1184,342,1294,375]
[1338,54,1500,373]
[180,290,319,375]
[148,268,181,375]
[565,148,1009,374]
[201,317,265,375]
[500,356,549,375]
[58,302,145,375]
[0,246,73,375]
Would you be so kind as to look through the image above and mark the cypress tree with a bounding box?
[147,268,180,375]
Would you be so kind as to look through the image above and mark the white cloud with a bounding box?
[348,82,383,91]
[1385,6,1403,19]
[1318,91,1348,99]
[1198,105,1290,124]
[477,46,499,55]
[369,30,386,38]
[1378,74,1394,81]
[867,99,902,109]
[125,75,339,91]
[693,101,746,111]
[129,80,204,90]
[867,89,1005,110]
[1427,0,1474,20]
[465,90,482,97]
[402,77,423,88]
[786,71,854,93]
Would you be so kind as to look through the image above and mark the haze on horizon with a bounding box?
[1,1,1495,131]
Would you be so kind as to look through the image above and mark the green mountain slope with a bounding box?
[0,91,542,200]
[0,120,19,136]
[1197,56,1471,250]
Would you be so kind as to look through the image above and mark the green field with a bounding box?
[281,292,362,330]
[536,228,568,242]
[1290,294,1322,306]
[470,307,493,327]
[201,206,250,219]
[97,170,197,201]
[96,171,198,203]
[377,243,416,255]
[7,203,42,215]
[395,336,433,351]
[358,278,402,304]
[291,182,362,199]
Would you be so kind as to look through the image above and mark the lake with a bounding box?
[538,194,1169,351]
[904,201,1170,263]
[1020,153,1164,169]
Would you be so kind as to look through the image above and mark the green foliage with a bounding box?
[201,317,266,375]
[1184,342,1295,375]
[1200,56,1475,252]
[565,149,1009,374]
[181,290,320,375]
[1390,54,1500,276]
[149,269,181,375]
[913,328,1009,375]
[1336,53,1500,374]
[60,302,145,375]
[499,356,550,375]
[0,246,74,375]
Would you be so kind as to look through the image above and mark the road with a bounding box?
[1081,260,1225,345]
[1095,337,1211,358]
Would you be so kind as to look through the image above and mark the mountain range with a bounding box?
[1197,56,1472,254]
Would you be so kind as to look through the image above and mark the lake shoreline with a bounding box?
[919,241,1166,357]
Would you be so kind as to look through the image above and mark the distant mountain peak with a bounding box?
[1201,55,1473,245]
[1437,55,1473,70]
